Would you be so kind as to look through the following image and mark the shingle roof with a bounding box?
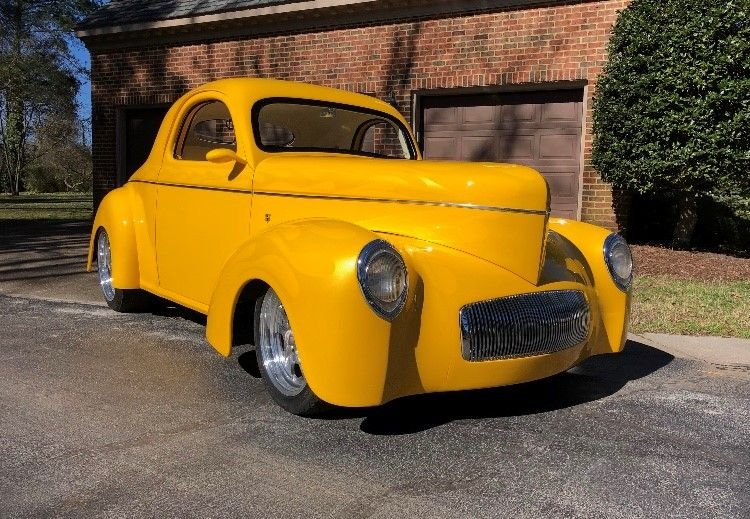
[80,0,293,29]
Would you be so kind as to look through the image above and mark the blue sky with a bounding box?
[71,38,92,137]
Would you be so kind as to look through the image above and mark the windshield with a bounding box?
[252,99,416,159]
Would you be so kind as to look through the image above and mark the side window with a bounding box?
[359,120,409,158]
[175,101,236,161]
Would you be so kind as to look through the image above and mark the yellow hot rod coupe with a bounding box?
[89,78,632,415]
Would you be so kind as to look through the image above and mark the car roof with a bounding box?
[193,78,403,119]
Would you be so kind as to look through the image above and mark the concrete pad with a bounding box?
[637,332,750,367]
[0,220,104,306]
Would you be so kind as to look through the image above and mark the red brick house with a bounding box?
[76,0,630,228]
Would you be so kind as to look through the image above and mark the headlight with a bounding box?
[603,234,633,291]
[357,240,408,320]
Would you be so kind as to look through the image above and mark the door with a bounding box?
[155,96,253,309]
[421,89,583,219]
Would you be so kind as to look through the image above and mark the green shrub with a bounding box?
[592,0,750,247]
[22,141,92,194]
[24,165,66,193]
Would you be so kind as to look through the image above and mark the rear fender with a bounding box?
[87,187,140,289]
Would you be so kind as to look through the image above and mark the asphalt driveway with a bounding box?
[0,220,101,305]
[1,221,749,518]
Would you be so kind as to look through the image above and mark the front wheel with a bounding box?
[254,287,327,416]
[96,228,151,312]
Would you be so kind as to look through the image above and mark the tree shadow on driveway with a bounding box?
[0,220,92,282]
[311,339,673,435]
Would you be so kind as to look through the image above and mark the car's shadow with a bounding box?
[151,301,207,326]
[238,349,262,378]
[237,339,674,435]
[356,340,672,435]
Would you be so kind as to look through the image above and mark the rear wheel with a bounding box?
[254,287,327,416]
[96,228,151,312]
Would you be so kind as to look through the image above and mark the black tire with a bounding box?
[254,287,328,416]
[96,228,153,313]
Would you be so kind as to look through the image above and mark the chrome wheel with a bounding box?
[96,230,115,302]
[257,288,306,397]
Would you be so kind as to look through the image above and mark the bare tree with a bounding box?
[0,0,99,194]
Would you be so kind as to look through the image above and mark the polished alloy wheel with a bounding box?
[257,288,306,397]
[97,230,115,302]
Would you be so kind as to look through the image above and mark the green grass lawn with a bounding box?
[631,275,750,339]
[0,192,92,220]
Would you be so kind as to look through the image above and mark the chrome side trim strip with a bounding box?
[130,179,252,194]
[130,179,549,216]
[254,191,550,216]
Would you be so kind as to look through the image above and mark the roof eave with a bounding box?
[76,0,566,50]
[75,0,378,38]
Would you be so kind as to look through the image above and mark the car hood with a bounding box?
[254,155,550,284]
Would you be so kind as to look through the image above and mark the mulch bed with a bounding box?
[631,245,750,282]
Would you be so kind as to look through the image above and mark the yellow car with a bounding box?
[88,78,632,415]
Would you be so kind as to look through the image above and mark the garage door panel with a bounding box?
[500,104,536,123]
[531,159,580,170]
[424,136,458,160]
[541,102,581,122]
[427,130,536,161]
[461,136,498,162]
[543,171,579,199]
[422,89,583,219]
[538,134,579,159]
[463,105,495,124]
[497,133,535,161]
[424,106,459,126]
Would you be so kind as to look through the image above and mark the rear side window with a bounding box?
[175,101,236,161]
[359,121,409,158]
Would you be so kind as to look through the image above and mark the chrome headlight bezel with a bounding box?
[356,239,408,320]
[603,233,633,291]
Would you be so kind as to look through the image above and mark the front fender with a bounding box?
[546,218,632,354]
[206,219,395,407]
[87,187,140,289]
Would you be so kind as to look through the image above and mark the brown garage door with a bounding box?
[421,90,583,219]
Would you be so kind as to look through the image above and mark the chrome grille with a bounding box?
[459,290,590,361]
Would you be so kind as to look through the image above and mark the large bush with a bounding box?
[592,0,750,248]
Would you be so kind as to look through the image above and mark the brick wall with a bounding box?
[90,0,630,228]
